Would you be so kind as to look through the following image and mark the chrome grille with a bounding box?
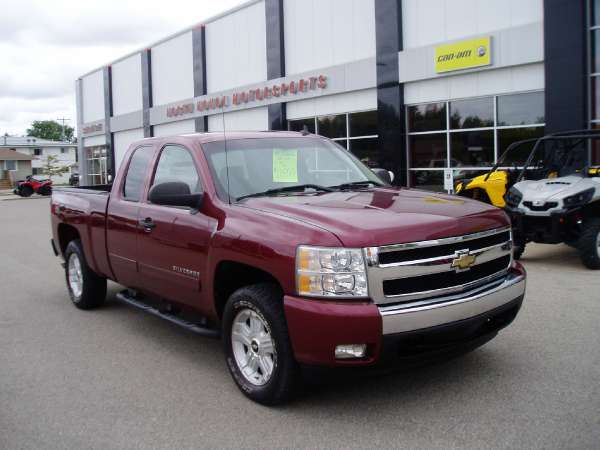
[366,227,513,305]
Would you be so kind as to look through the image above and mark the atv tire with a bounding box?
[38,185,52,196]
[578,218,600,270]
[19,186,33,197]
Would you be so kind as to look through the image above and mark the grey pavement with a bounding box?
[1,197,599,449]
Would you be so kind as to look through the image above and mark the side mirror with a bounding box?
[371,168,395,185]
[149,182,203,209]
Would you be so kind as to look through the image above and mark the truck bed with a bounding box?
[51,185,113,280]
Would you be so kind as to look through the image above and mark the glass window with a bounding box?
[34,148,42,156]
[4,160,16,171]
[123,146,153,201]
[592,77,600,120]
[593,124,600,165]
[594,0,600,26]
[152,145,201,195]
[349,138,380,168]
[450,130,494,167]
[449,97,493,129]
[592,30,600,74]
[409,134,447,168]
[410,170,444,192]
[408,102,446,132]
[497,91,544,126]
[32,168,40,175]
[288,118,315,134]
[202,137,382,202]
[349,110,377,137]
[317,114,346,138]
[497,127,545,166]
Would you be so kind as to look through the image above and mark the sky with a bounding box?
[0,0,246,136]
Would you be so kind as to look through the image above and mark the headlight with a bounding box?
[563,188,595,208]
[296,246,368,298]
[505,187,523,207]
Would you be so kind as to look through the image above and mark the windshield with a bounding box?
[201,137,383,202]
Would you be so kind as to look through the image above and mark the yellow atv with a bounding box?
[455,170,509,207]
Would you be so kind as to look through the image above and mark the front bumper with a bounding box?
[506,206,581,243]
[284,263,526,367]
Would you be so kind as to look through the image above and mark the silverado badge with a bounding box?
[451,250,477,272]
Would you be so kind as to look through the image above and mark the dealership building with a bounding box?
[76,0,594,190]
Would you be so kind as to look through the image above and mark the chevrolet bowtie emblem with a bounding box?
[451,250,477,271]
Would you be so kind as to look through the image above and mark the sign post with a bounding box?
[444,168,454,194]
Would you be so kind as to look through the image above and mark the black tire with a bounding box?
[20,186,33,197]
[38,185,52,196]
[222,283,300,405]
[578,218,600,270]
[64,239,107,309]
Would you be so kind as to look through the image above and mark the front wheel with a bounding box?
[578,218,600,270]
[19,186,33,197]
[64,239,107,309]
[222,284,300,405]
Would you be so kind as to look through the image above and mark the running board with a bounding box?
[116,291,220,339]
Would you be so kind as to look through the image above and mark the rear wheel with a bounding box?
[64,239,107,309]
[222,283,300,405]
[578,218,600,270]
[38,184,52,196]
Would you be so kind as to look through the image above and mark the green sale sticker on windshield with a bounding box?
[272,149,298,182]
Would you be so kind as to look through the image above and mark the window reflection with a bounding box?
[498,127,545,165]
[350,138,380,168]
[451,130,494,167]
[408,103,446,132]
[288,118,315,134]
[317,114,346,138]
[450,97,493,129]
[409,134,447,168]
[497,92,544,126]
[410,171,444,192]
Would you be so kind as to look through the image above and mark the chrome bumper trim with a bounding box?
[379,273,526,335]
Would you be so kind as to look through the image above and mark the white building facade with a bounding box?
[0,136,77,184]
[76,0,592,190]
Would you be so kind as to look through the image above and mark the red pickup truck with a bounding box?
[51,131,526,404]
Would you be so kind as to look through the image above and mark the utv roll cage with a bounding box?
[484,129,600,183]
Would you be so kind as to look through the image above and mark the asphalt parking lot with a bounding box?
[1,196,599,449]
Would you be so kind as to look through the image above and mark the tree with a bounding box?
[27,120,74,142]
[40,155,72,180]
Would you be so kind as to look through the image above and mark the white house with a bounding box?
[0,136,77,184]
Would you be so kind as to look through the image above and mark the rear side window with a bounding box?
[152,145,202,194]
[123,146,153,201]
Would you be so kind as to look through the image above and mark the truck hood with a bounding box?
[239,187,508,247]
[514,175,589,202]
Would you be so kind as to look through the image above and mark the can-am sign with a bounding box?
[166,74,327,118]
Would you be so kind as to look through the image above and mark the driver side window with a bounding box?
[151,145,202,195]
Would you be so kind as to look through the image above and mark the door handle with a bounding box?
[139,217,156,231]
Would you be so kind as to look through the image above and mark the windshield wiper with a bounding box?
[236,184,334,201]
[329,180,382,190]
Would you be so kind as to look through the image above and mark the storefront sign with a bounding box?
[435,37,491,73]
[82,122,103,135]
[165,74,328,119]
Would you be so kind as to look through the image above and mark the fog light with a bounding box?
[335,344,367,359]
